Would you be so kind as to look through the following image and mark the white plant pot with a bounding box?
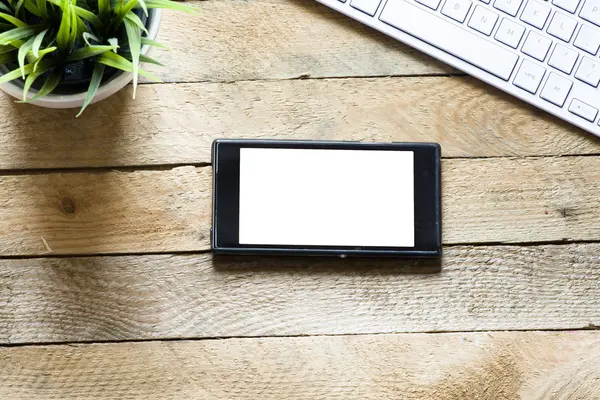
[0,9,162,109]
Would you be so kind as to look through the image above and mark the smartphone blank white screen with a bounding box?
[239,148,414,247]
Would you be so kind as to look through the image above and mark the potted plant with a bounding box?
[0,0,196,115]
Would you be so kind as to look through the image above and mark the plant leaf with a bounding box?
[123,17,140,98]
[0,50,17,64]
[23,0,42,17]
[14,0,25,15]
[143,0,198,14]
[139,53,163,66]
[96,51,161,81]
[66,44,118,62]
[22,59,55,100]
[0,12,27,27]
[30,46,57,71]
[107,37,118,52]
[125,11,147,34]
[98,0,109,20]
[82,32,100,46]
[73,5,102,28]
[25,69,62,101]
[0,27,35,46]
[55,0,71,49]
[0,61,34,84]
[67,3,78,50]
[0,44,16,54]
[77,63,104,117]
[36,0,48,18]
[137,0,147,16]
[31,28,47,58]
[140,37,168,49]
[0,2,12,13]
[17,35,35,78]
[111,0,138,32]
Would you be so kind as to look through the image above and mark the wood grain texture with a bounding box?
[2,332,600,399]
[0,156,598,256]
[0,244,598,343]
[0,166,212,255]
[0,78,598,170]
[146,0,453,83]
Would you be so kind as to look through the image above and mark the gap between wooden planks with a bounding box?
[146,0,454,82]
[0,77,599,171]
[0,244,598,344]
[2,332,600,399]
[0,157,598,256]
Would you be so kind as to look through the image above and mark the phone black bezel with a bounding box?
[212,139,442,257]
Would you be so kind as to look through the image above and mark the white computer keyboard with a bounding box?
[316,0,600,138]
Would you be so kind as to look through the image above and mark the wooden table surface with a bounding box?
[1,1,600,399]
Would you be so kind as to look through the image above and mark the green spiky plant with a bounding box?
[0,0,196,115]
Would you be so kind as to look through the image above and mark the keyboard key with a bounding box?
[442,0,473,22]
[494,0,523,16]
[522,31,553,60]
[575,56,600,85]
[416,0,443,9]
[569,98,598,121]
[495,18,526,47]
[574,24,600,53]
[548,44,579,73]
[350,0,383,15]
[521,0,551,28]
[540,72,573,106]
[379,0,519,80]
[513,59,546,93]
[580,0,600,26]
[480,0,491,3]
[552,0,580,13]
[468,5,499,35]
[547,12,578,41]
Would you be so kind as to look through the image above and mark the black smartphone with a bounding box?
[211,139,442,258]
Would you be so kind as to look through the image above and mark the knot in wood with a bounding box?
[61,197,76,214]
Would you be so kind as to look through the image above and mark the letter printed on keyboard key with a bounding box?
[468,5,499,35]
[442,0,473,22]
[521,0,551,28]
[540,72,573,106]
[575,56,600,86]
[522,31,553,60]
[548,12,579,41]
[549,44,579,73]
[574,24,600,54]
[569,98,598,121]
[495,18,526,47]
[513,59,546,93]
[379,0,519,80]
[580,0,600,26]
[494,0,523,16]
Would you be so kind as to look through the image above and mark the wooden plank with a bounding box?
[0,167,212,256]
[1,332,600,399]
[1,78,598,171]
[147,0,453,83]
[0,156,598,256]
[0,243,598,343]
